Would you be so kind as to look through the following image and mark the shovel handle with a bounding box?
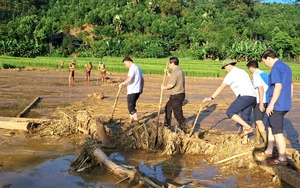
[188,104,205,137]
[111,86,122,119]
[157,62,169,124]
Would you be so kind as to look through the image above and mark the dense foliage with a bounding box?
[0,0,300,61]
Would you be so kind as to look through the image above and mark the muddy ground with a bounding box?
[0,68,299,187]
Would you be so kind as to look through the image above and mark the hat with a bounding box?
[221,58,236,69]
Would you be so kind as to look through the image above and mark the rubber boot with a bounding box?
[255,131,267,149]
[255,127,261,143]
[132,120,140,126]
[128,114,133,124]
[179,122,188,133]
[164,117,171,127]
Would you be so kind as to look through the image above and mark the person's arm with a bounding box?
[202,82,227,103]
[266,83,282,116]
[161,83,174,90]
[257,86,265,112]
[119,76,133,88]
[291,83,294,99]
[141,77,144,93]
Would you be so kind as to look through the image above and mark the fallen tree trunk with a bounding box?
[95,118,116,149]
[17,96,41,117]
[0,116,52,123]
[0,121,30,131]
[0,116,54,131]
[259,161,300,188]
[90,148,176,187]
[71,138,180,188]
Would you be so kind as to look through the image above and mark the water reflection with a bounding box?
[0,151,237,188]
[0,155,118,188]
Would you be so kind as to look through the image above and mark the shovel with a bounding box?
[109,86,122,122]
[188,104,205,137]
[156,61,169,124]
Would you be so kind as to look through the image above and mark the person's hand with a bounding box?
[119,83,123,89]
[259,103,265,112]
[266,104,274,116]
[164,69,169,75]
[161,85,165,90]
[202,97,212,103]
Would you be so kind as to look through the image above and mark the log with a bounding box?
[0,116,52,123]
[0,121,30,131]
[90,148,178,187]
[17,96,41,117]
[95,118,116,149]
[259,161,300,188]
[0,117,54,131]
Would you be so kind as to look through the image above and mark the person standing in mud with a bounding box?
[202,58,256,145]
[69,60,76,86]
[246,60,269,149]
[85,62,93,83]
[256,50,293,165]
[119,57,144,125]
[98,61,106,83]
[161,57,187,132]
[59,60,64,71]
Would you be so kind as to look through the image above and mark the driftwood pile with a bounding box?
[6,109,300,187]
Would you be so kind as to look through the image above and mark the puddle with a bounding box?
[0,155,119,188]
[0,151,236,188]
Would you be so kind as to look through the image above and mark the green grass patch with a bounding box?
[0,56,299,81]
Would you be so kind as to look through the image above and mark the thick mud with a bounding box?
[0,69,299,187]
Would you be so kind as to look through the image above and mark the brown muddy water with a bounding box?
[0,69,298,187]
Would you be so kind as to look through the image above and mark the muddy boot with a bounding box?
[132,120,140,126]
[179,122,188,133]
[255,131,267,149]
[255,127,261,143]
[164,118,171,127]
[128,115,133,124]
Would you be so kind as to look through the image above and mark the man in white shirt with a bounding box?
[119,57,144,125]
[203,58,256,145]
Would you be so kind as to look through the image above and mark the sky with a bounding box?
[262,0,293,3]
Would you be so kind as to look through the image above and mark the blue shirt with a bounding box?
[269,60,292,111]
[252,69,269,103]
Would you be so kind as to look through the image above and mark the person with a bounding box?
[202,58,256,145]
[161,57,187,132]
[59,60,64,71]
[85,62,93,82]
[246,60,269,149]
[98,61,106,83]
[119,57,144,125]
[69,60,76,86]
[256,50,293,165]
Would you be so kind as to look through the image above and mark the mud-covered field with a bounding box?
[0,68,299,187]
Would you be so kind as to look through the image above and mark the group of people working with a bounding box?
[121,50,293,166]
[61,59,107,86]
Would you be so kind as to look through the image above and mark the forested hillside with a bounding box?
[0,0,300,61]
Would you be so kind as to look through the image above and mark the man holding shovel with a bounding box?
[202,58,256,145]
[119,57,144,125]
[161,57,187,132]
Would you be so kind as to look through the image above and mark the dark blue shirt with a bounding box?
[269,60,292,111]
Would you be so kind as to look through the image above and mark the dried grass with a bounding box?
[36,109,300,173]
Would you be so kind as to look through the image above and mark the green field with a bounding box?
[0,56,299,81]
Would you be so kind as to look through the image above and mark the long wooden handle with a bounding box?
[111,87,122,119]
[156,62,169,124]
[188,104,205,137]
